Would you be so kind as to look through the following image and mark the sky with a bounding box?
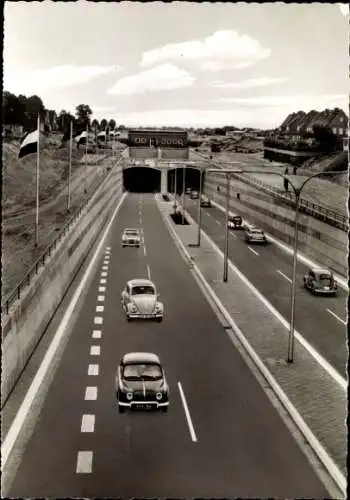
[3,2,349,129]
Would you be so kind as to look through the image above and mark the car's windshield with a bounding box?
[125,230,138,235]
[252,229,263,234]
[319,274,332,285]
[123,363,162,380]
[131,285,155,295]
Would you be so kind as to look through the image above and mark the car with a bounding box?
[228,215,244,230]
[121,279,164,321]
[185,187,192,195]
[116,352,169,413]
[190,190,199,199]
[121,228,141,247]
[200,196,212,207]
[244,225,267,243]
[303,268,338,295]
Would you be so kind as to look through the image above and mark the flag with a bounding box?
[61,125,83,144]
[18,129,40,159]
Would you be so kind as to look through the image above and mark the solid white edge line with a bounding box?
[210,199,348,291]
[248,246,259,256]
[156,196,346,496]
[1,192,127,469]
[177,381,198,443]
[326,308,347,326]
[277,269,292,283]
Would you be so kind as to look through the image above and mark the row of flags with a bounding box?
[18,121,121,159]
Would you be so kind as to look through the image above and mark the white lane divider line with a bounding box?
[229,230,237,238]
[98,286,106,292]
[101,271,108,277]
[215,219,221,225]
[81,414,95,433]
[92,330,101,339]
[177,381,198,443]
[95,305,104,313]
[90,345,100,356]
[277,269,292,283]
[143,246,147,256]
[97,295,105,302]
[147,264,151,280]
[76,451,93,473]
[88,364,99,376]
[100,278,107,284]
[94,316,103,325]
[106,246,111,251]
[326,308,347,326]
[248,246,259,256]
[102,265,109,270]
[84,387,98,400]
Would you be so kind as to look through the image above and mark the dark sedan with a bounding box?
[303,268,338,295]
[116,352,169,413]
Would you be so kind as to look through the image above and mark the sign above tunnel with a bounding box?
[128,130,188,148]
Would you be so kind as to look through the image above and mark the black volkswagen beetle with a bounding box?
[116,352,169,413]
[228,215,244,230]
[303,267,338,295]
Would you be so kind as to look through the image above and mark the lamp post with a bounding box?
[207,169,243,282]
[174,168,178,212]
[182,164,186,224]
[196,168,204,247]
[238,168,348,363]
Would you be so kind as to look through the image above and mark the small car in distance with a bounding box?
[190,190,199,199]
[116,352,169,413]
[121,279,164,321]
[244,225,267,244]
[121,228,141,247]
[303,268,338,295]
[228,215,244,230]
[185,187,192,195]
[200,195,212,207]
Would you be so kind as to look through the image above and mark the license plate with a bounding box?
[324,286,330,291]
[134,403,153,410]
[141,314,153,318]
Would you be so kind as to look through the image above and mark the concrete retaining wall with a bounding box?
[204,173,348,276]
[1,165,124,407]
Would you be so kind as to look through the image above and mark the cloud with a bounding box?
[139,30,270,71]
[108,63,195,95]
[216,94,348,109]
[210,77,290,89]
[338,3,349,16]
[4,64,120,94]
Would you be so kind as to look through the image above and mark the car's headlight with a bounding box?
[126,392,133,400]
[130,304,137,312]
[155,303,162,312]
[156,392,163,400]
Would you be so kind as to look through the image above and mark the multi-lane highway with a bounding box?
[185,196,347,378]
[5,193,330,498]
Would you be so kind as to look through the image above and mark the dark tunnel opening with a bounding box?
[123,167,161,193]
[168,167,201,194]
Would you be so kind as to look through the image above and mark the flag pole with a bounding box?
[67,120,73,211]
[85,124,88,193]
[35,113,40,247]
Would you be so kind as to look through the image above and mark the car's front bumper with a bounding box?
[247,238,267,243]
[119,400,169,409]
[122,241,140,246]
[128,312,163,319]
[313,288,337,295]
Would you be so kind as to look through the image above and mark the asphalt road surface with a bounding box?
[7,193,329,498]
[185,197,347,378]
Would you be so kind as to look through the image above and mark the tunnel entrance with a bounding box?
[168,167,201,194]
[123,167,161,193]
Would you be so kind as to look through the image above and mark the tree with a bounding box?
[109,118,116,129]
[75,104,92,128]
[100,118,107,129]
[312,124,337,152]
[2,91,26,125]
[24,95,45,129]
[91,118,99,130]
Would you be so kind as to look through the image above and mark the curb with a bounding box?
[155,194,346,497]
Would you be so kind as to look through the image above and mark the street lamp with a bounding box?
[207,169,243,282]
[182,164,186,224]
[239,168,348,363]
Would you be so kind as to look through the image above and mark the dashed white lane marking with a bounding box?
[100,278,107,284]
[81,414,95,433]
[94,316,103,325]
[76,451,93,473]
[326,308,347,326]
[277,269,292,283]
[92,330,101,339]
[97,295,105,302]
[84,387,98,400]
[177,381,198,443]
[147,264,151,280]
[88,364,99,376]
[96,305,104,312]
[248,246,259,256]
[90,345,100,356]
[143,246,147,256]
[215,219,221,225]
[101,272,108,277]
[98,286,106,292]
[106,246,111,250]
[102,265,109,270]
